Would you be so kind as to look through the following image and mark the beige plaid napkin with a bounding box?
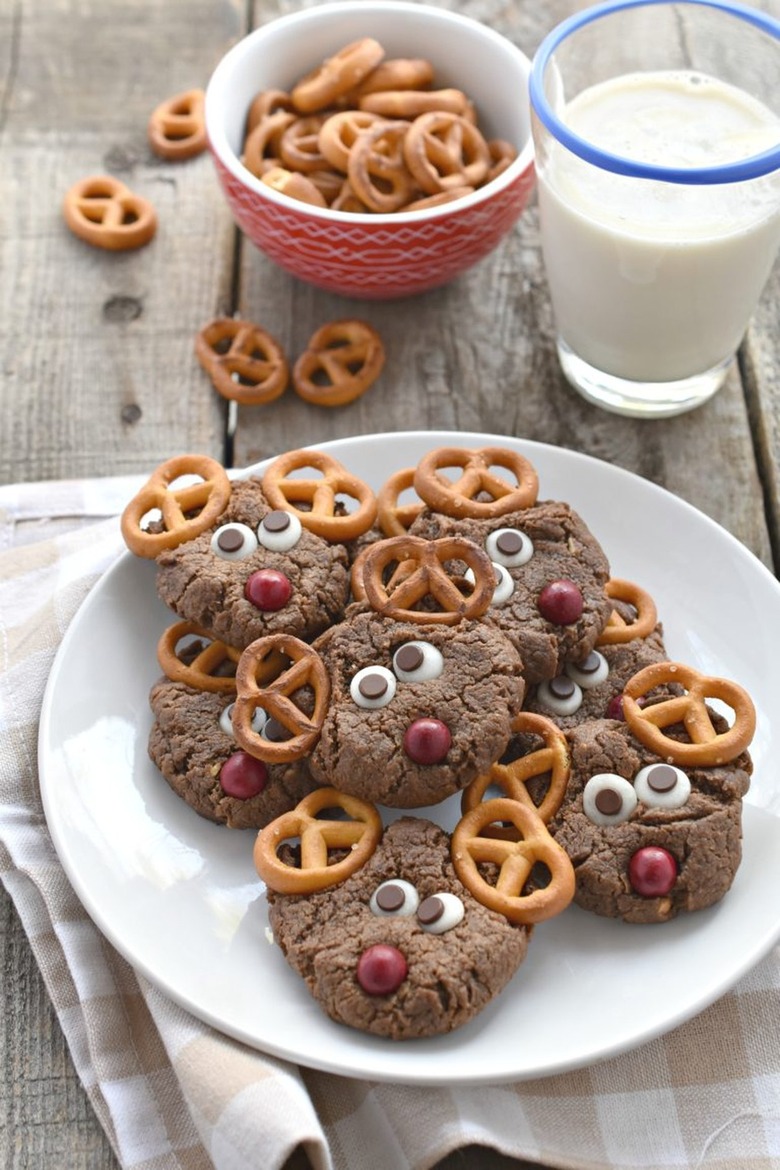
[2,476,780,1170]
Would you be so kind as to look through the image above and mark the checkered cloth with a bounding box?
[2,475,780,1170]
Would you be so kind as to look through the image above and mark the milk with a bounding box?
[536,71,780,383]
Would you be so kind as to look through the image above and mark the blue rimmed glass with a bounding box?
[530,0,780,417]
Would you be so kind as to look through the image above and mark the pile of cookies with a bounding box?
[120,444,756,1039]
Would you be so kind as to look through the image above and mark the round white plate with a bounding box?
[39,431,780,1085]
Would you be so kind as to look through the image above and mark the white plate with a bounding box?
[39,431,780,1085]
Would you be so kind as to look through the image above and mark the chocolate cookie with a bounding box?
[308,605,526,807]
[154,478,350,650]
[148,677,319,828]
[409,501,612,684]
[549,716,752,923]
[266,816,530,1039]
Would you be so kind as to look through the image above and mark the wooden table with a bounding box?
[2,0,779,1166]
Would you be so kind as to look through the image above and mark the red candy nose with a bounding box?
[356,944,408,995]
[219,752,268,799]
[403,718,451,764]
[628,845,678,897]
[244,568,292,612]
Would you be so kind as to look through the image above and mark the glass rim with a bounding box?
[529,0,780,184]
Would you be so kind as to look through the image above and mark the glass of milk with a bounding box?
[530,0,780,417]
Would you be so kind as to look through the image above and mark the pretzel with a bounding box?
[413,446,539,518]
[452,799,575,925]
[195,317,289,405]
[377,467,425,536]
[306,168,345,203]
[487,138,518,181]
[403,111,490,194]
[279,115,331,173]
[261,448,377,540]
[63,175,157,251]
[402,186,474,212]
[349,57,435,97]
[291,38,386,113]
[242,110,296,177]
[260,167,328,208]
[347,120,416,212]
[360,534,496,624]
[596,579,658,645]
[254,787,383,894]
[622,662,756,766]
[292,320,385,407]
[359,88,472,119]
[246,88,295,135]
[461,712,571,832]
[120,454,231,557]
[157,621,241,693]
[233,634,330,762]
[148,89,207,159]
[330,180,370,213]
[318,109,383,173]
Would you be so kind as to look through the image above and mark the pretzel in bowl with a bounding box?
[318,109,384,173]
[195,317,289,405]
[232,633,330,766]
[260,167,327,208]
[254,787,383,894]
[63,175,157,251]
[359,533,496,624]
[148,89,207,160]
[452,798,576,925]
[242,110,297,177]
[348,57,435,97]
[413,446,539,518]
[347,120,416,212]
[622,662,756,766]
[291,38,386,113]
[596,578,658,646]
[403,111,490,194]
[120,454,232,557]
[261,448,377,540]
[461,712,571,832]
[358,88,473,120]
[292,319,385,408]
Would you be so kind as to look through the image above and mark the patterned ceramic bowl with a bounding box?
[204,1,536,299]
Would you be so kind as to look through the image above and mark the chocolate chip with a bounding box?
[375,883,406,912]
[549,675,576,699]
[264,717,291,742]
[417,895,444,925]
[495,530,524,556]
[263,510,291,533]
[576,651,601,674]
[394,644,424,673]
[594,787,623,815]
[216,526,245,553]
[646,764,678,793]
[358,671,388,700]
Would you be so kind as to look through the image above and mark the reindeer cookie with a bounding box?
[254,782,574,1039]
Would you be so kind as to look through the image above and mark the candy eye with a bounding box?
[220,702,267,738]
[350,665,397,709]
[485,527,534,568]
[566,651,609,689]
[582,773,638,826]
[211,523,259,561]
[369,879,419,917]
[464,562,514,607]
[416,892,465,934]
[633,762,691,809]
[535,675,583,716]
[392,641,444,682]
[257,509,302,552]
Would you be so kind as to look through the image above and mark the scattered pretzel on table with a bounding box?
[195,317,289,405]
[63,175,157,251]
[292,319,385,407]
[148,88,207,160]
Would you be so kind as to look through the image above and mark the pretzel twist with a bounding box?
[63,175,157,251]
[292,320,385,407]
[291,38,386,113]
[347,120,416,212]
[403,111,490,194]
[414,446,539,517]
[234,634,330,763]
[148,89,207,159]
[461,712,571,832]
[157,621,241,693]
[261,449,377,539]
[359,534,496,623]
[261,167,328,207]
[452,799,575,924]
[241,110,297,177]
[596,579,658,645]
[254,788,383,894]
[195,317,289,405]
[348,57,435,97]
[318,109,384,173]
[622,662,756,765]
[120,454,231,557]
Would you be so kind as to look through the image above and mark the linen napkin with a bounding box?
[2,475,780,1170]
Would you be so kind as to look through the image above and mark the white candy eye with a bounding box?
[535,675,583,716]
[257,509,302,552]
[220,702,267,738]
[582,773,638,826]
[634,762,691,809]
[416,892,465,934]
[485,527,534,568]
[464,562,514,607]
[392,641,444,682]
[210,523,259,561]
[350,665,397,709]
[369,879,419,917]
[566,651,609,690]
